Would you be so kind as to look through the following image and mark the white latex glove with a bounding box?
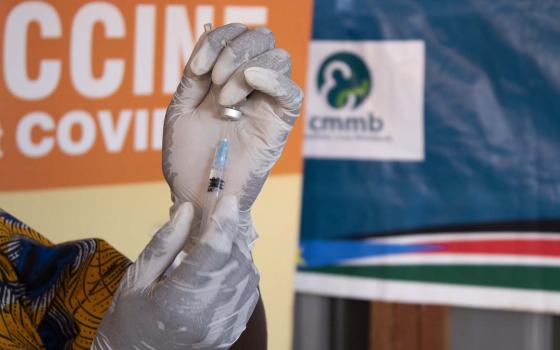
[92,196,259,349]
[163,23,304,245]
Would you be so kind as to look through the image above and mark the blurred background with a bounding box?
[1,1,560,349]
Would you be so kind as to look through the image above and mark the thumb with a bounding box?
[172,195,239,278]
[129,202,194,292]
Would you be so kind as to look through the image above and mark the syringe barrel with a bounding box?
[199,139,229,235]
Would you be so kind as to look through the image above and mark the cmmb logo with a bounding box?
[304,41,425,161]
[310,51,383,134]
[317,52,372,110]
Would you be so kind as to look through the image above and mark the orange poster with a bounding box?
[0,0,311,191]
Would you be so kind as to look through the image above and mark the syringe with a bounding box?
[196,100,242,234]
[164,129,233,278]
[199,138,229,234]
[162,23,243,277]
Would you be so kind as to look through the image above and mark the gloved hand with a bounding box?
[92,196,259,349]
[163,23,304,245]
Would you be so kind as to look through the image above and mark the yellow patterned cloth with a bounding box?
[0,210,131,349]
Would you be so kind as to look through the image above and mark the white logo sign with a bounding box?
[304,40,426,161]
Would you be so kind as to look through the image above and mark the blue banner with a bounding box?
[297,0,560,313]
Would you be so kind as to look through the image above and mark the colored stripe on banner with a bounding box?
[299,233,560,268]
[299,265,560,292]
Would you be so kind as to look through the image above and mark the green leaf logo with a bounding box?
[317,52,372,109]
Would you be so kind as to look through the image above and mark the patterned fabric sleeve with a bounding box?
[0,209,131,350]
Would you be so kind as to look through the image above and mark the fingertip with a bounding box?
[190,49,212,76]
[243,66,273,88]
[211,195,239,231]
[177,200,194,213]
[217,195,239,218]
[218,76,249,106]
[172,201,194,225]
[190,23,247,76]
[244,66,303,118]
[224,194,239,207]
[199,195,239,254]
[212,47,237,85]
